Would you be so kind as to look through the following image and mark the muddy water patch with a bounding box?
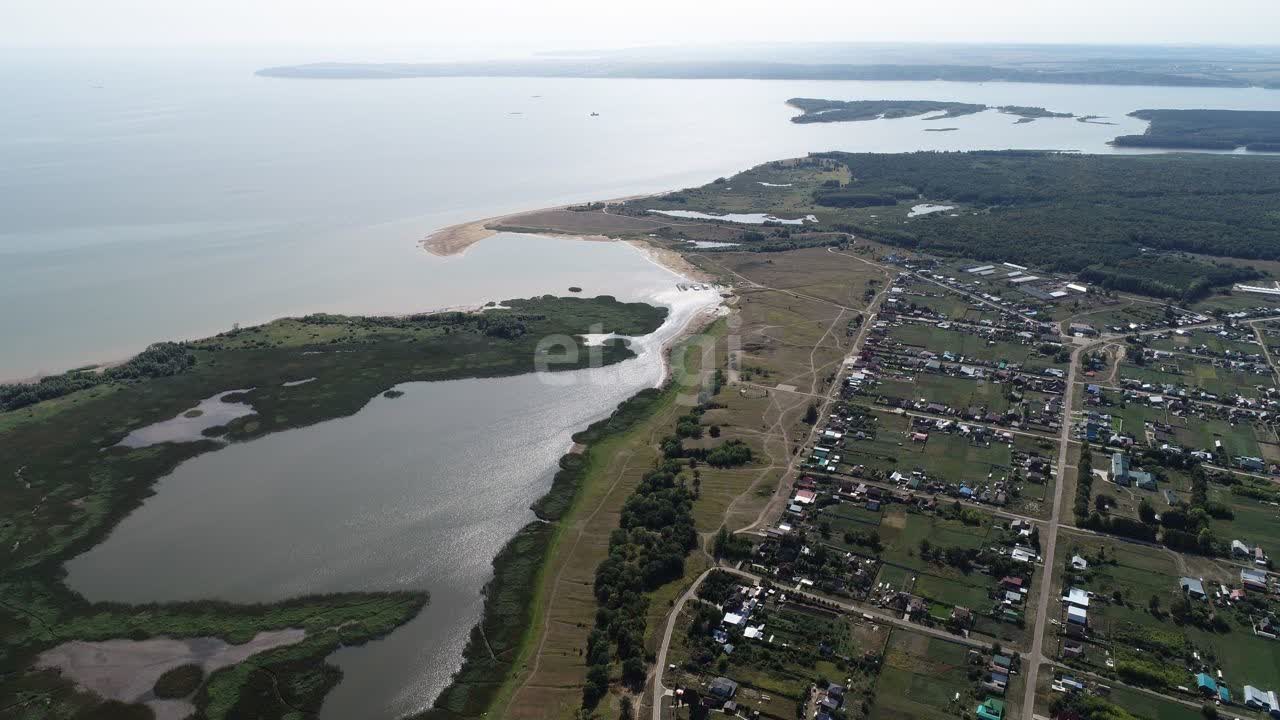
[115,390,255,448]
[37,629,304,720]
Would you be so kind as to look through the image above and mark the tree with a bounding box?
[1138,498,1157,524]
[804,403,819,424]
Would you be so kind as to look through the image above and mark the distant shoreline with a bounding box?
[255,60,1270,89]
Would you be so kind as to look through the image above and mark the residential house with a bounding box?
[1066,606,1087,637]
[976,697,1006,720]
[708,677,738,703]
[1243,568,1269,591]
[1111,452,1130,486]
[1244,685,1277,711]
[1180,577,1207,600]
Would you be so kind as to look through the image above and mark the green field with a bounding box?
[1121,357,1270,400]
[872,630,976,720]
[1061,534,1280,692]
[1105,686,1205,720]
[837,410,1055,513]
[873,509,1003,610]
[889,322,1065,369]
[1148,329,1264,358]
[878,373,1015,415]
[893,292,1003,324]
[1170,415,1264,459]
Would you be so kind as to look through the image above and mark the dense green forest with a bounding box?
[1113,109,1280,150]
[787,98,987,123]
[814,151,1280,299]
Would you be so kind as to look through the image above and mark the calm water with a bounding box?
[65,236,720,719]
[12,51,1280,719]
[4,53,1280,379]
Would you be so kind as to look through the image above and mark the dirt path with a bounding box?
[1022,339,1092,720]
[1249,319,1280,386]
[738,273,892,535]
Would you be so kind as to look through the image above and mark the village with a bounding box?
[656,242,1280,720]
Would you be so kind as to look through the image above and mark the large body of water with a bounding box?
[65,237,721,718]
[5,53,1280,379]
[6,51,1280,719]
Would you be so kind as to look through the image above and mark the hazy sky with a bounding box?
[5,0,1280,52]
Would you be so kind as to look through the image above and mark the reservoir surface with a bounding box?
[4,53,1280,378]
[8,50,1280,719]
[65,233,721,719]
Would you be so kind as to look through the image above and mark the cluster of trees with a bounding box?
[0,341,195,412]
[812,190,901,208]
[675,407,704,438]
[712,526,753,561]
[704,440,753,468]
[662,435,753,468]
[842,528,883,552]
[917,538,1030,581]
[1079,447,1231,555]
[1072,449,1096,525]
[585,459,699,707]
[696,569,738,604]
[479,316,528,339]
[918,539,979,571]
[814,151,1280,299]
[1159,464,1225,555]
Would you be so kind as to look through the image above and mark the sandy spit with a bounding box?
[420,194,653,257]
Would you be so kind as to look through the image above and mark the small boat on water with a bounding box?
[590,112,600,117]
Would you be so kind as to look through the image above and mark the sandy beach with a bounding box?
[420,195,660,256]
[419,211,536,256]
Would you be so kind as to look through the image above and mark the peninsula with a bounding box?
[1113,108,1280,150]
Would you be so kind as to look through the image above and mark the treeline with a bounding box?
[585,459,698,705]
[661,435,754,467]
[531,388,665,521]
[584,382,749,706]
[1115,109,1280,150]
[0,342,195,412]
[813,151,1280,298]
[787,98,986,123]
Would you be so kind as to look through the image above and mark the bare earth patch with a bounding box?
[37,629,305,720]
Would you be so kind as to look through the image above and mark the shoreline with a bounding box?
[420,194,655,257]
[421,299,726,720]
[418,233,726,718]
